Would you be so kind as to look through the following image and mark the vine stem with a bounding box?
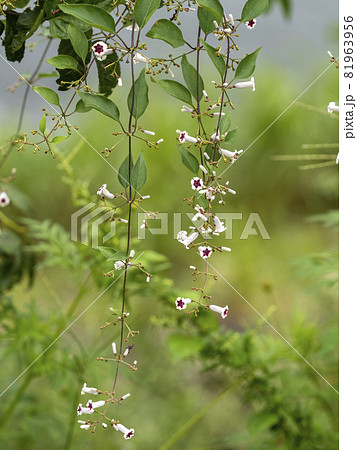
[0,37,52,171]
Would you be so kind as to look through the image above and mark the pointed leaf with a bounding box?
[201,39,226,78]
[146,19,185,48]
[235,47,261,79]
[134,0,161,28]
[39,114,46,133]
[98,246,117,258]
[46,55,79,70]
[197,0,223,21]
[219,113,231,134]
[107,250,127,261]
[178,146,199,174]
[197,7,216,35]
[223,128,239,146]
[74,99,93,113]
[51,135,68,144]
[181,55,204,103]
[127,69,148,119]
[118,155,134,189]
[154,79,193,106]
[33,86,60,107]
[96,52,121,97]
[241,0,269,22]
[59,4,116,33]
[131,153,148,190]
[68,23,88,61]
[77,92,119,121]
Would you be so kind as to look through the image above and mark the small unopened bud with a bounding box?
[199,164,208,174]
[156,138,164,144]
[112,342,117,355]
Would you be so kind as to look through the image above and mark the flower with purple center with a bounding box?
[198,245,213,259]
[77,403,93,415]
[209,304,229,318]
[175,297,192,310]
[86,399,105,411]
[0,191,10,208]
[176,129,198,144]
[92,41,113,61]
[97,184,114,199]
[113,423,135,439]
[191,177,204,191]
[246,19,257,29]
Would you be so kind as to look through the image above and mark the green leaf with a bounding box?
[134,0,161,28]
[98,246,117,258]
[48,15,91,40]
[4,13,25,62]
[197,0,223,21]
[178,146,199,174]
[131,153,148,190]
[39,114,46,133]
[68,23,88,60]
[146,19,185,48]
[154,79,193,106]
[197,7,216,35]
[201,39,226,78]
[46,55,79,70]
[247,412,278,435]
[235,47,261,79]
[127,69,149,119]
[74,99,93,113]
[107,250,126,261]
[224,128,239,146]
[197,195,209,210]
[168,334,204,363]
[77,92,119,121]
[118,155,133,189]
[32,86,60,107]
[59,4,115,33]
[96,52,120,97]
[241,0,269,22]
[219,113,231,134]
[205,143,220,162]
[181,55,204,103]
[51,135,68,144]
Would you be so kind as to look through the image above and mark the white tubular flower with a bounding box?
[77,404,93,415]
[121,393,131,400]
[86,400,105,411]
[198,245,213,259]
[0,191,10,207]
[129,249,135,259]
[227,188,236,195]
[102,423,108,428]
[219,148,240,161]
[133,53,148,64]
[112,342,117,355]
[177,230,188,243]
[114,260,125,270]
[117,77,123,87]
[92,41,113,61]
[81,383,99,396]
[181,105,194,113]
[191,177,205,191]
[142,129,155,135]
[234,77,255,91]
[204,152,210,160]
[175,297,192,310]
[97,183,115,199]
[176,129,198,144]
[113,423,135,439]
[246,19,257,29]
[213,216,227,233]
[327,102,339,114]
[168,68,175,78]
[126,23,140,31]
[146,276,150,283]
[156,138,164,144]
[202,89,208,98]
[80,424,91,430]
[209,304,229,318]
[221,247,231,252]
[190,265,197,270]
[141,195,150,200]
[192,212,208,222]
[229,13,235,26]
[199,164,208,174]
[336,152,339,165]
[210,131,220,141]
[177,230,199,248]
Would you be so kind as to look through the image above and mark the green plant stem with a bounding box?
[160,381,239,450]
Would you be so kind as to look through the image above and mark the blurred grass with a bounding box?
[0,61,338,449]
